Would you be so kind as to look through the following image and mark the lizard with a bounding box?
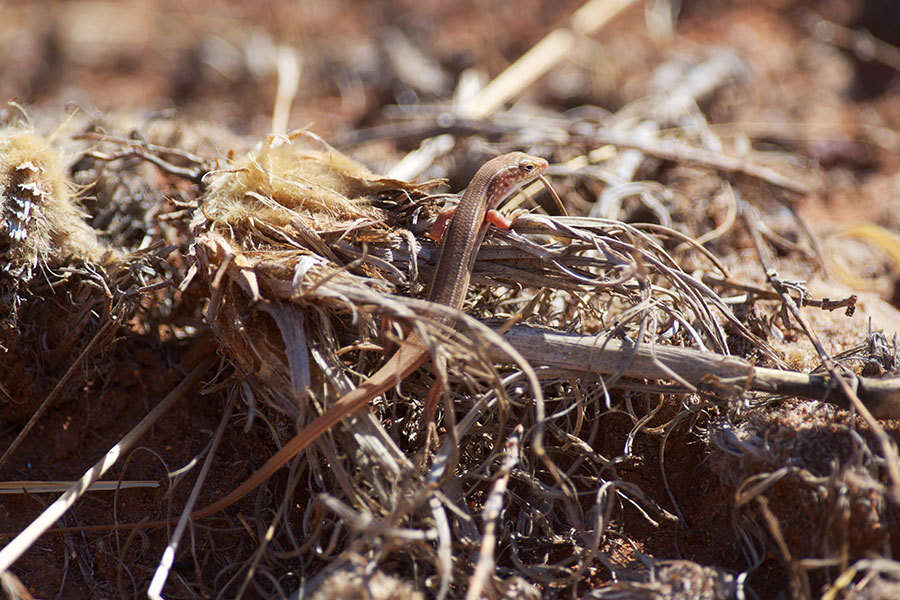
[187,151,549,521]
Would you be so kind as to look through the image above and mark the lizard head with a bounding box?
[483,152,548,209]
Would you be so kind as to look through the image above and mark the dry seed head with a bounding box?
[0,133,69,246]
[196,133,438,241]
[199,138,381,234]
[0,127,114,279]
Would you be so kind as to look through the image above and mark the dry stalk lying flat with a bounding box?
[492,325,900,416]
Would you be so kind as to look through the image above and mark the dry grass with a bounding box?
[2,1,900,599]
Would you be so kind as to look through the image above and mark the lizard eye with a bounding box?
[522,163,535,173]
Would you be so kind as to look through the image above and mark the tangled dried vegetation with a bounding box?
[2,21,900,600]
